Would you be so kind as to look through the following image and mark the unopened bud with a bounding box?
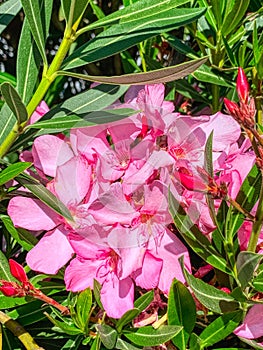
[9,259,28,284]
[223,98,239,117]
[174,167,207,192]
[237,67,250,104]
[0,281,23,297]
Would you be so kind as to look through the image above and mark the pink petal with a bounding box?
[26,227,74,274]
[65,257,101,291]
[32,135,74,177]
[133,251,162,289]
[8,197,59,231]
[234,304,263,339]
[28,101,49,124]
[100,275,134,318]
[54,156,91,206]
[148,228,191,294]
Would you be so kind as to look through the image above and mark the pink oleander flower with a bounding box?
[28,100,49,125]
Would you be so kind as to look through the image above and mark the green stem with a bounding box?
[0,311,44,350]
[0,31,75,158]
[247,170,263,252]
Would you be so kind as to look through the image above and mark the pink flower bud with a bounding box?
[223,98,239,116]
[175,167,207,192]
[237,67,250,104]
[0,281,19,297]
[9,259,28,284]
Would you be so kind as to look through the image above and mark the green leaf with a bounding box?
[116,309,140,333]
[236,252,263,289]
[0,250,13,281]
[168,191,233,275]
[20,0,52,65]
[0,82,28,123]
[16,173,73,222]
[61,0,89,26]
[192,65,233,87]
[25,109,138,132]
[60,336,83,350]
[0,0,21,35]
[221,0,250,36]
[115,338,141,350]
[134,290,154,312]
[83,0,191,31]
[76,288,92,331]
[45,313,83,335]
[64,8,206,70]
[0,214,38,251]
[0,72,16,86]
[181,261,239,314]
[168,279,196,350]
[230,165,261,237]
[60,57,208,85]
[199,311,243,348]
[0,162,31,185]
[189,333,201,350]
[197,0,217,30]
[124,325,183,347]
[252,268,263,292]
[96,324,118,349]
[93,279,103,310]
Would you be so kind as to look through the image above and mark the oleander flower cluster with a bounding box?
[7,83,254,318]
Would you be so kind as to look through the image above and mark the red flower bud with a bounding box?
[223,98,239,116]
[237,67,250,104]
[9,259,28,284]
[174,167,207,192]
[0,281,20,297]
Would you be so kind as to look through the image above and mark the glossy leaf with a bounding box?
[230,165,261,237]
[44,313,83,335]
[61,0,89,26]
[76,288,92,331]
[64,8,206,70]
[115,338,141,350]
[0,72,16,86]
[181,261,239,314]
[236,251,262,289]
[0,161,31,186]
[16,174,73,222]
[134,290,154,312]
[221,0,250,36]
[80,0,191,32]
[0,0,21,35]
[93,279,103,310]
[199,311,243,348]
[20,0,52,65]
[192,65,233,87]
[0,82,28,123]
[26,109,138,132]
[168,279,196,350]
[60,57,207,85]
[124,325,182,347]
[0,214,38,251]
[197,0,217,30]
[116,308,140,333]
[169,191,232,275]
[96,324,118,349]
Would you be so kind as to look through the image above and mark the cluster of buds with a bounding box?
[0,259,69,315]
[224,67,256,129]
[174,166,227,199]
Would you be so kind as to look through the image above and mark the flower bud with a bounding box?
[174,167,207,192]
[9,259,28,284]
[223,98,239,116]
[0,281,19,297]
[237,67,250,104]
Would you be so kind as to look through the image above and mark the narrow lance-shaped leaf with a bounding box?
[236,251,263,289]
[20,0,49,65]
[221,0,250,36]
[169,190,233,275]
[0,82,28,123]
[168,279,196,350]
[84,0,191,31]
[16,174,73,222]
[199,311,243,348]
[59,57,208,85]
[61,0,89,26]
[96,324,118,350]
[0,162,31,186]
[0,0,21,35]
[64,8,206,70]
[124,325,183,347]
[180,257,239,314]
